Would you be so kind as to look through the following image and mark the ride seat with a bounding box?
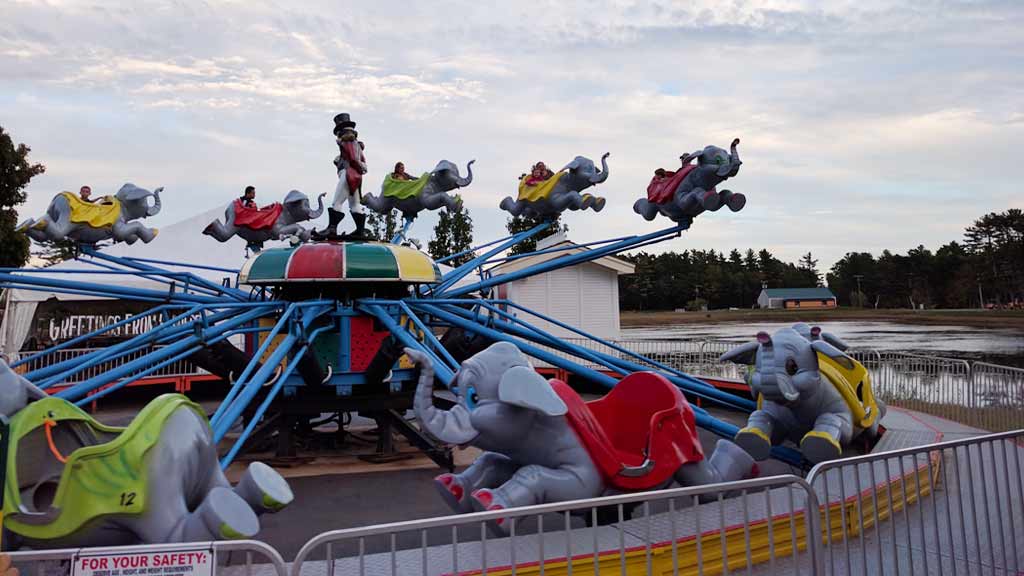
[551,372,704,491]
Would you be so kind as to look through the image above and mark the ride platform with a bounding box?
[270,407,1007,576]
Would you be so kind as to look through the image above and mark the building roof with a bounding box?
[761,287,836,300]
[488,232,635,276]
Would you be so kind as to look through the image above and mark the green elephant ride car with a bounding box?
[2,394,203,541]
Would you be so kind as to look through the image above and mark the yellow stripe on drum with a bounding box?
[237,256,259,284]
[387,244,440,283]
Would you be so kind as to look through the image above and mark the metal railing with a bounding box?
[12,346,208,383]
[806,429,1024,575]
[970,362,1024,432]
[290,475,821,576]
[3,430,1022,575]
[2,540,287,576]
[11,337,1024,430]
[531,338,1024,432]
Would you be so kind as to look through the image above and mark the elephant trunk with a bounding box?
[147,189,162,217]
[769,372,800,402]
[309,194,325,219]
[591,154,610,184]
[455,160,475,188]
[408,349,479,445]
[724,140,742,177]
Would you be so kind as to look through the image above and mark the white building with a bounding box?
[489,233,635,340]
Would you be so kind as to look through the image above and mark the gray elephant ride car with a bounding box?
[634,139,745,223]
[0,359,293,549]
[18,184,163,245]
[499,153,610,219]
[203,189,327,251]
[719,323,886,464]
[408,342,757,532]
[362,159,474,221]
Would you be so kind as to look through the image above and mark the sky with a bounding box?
[1,0,1022,274]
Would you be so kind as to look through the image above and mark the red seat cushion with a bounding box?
[233,199,283,231]
[647,165,696,204]
[552,372,704,491]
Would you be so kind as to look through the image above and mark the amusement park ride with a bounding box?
[0,114,883,547]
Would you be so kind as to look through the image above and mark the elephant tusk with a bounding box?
[265,365,284,387]
[618,458,655,477]
[321,364,333,384]
[227,370,235,385]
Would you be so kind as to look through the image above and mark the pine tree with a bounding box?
[0,125,45,268]
[429,203,476,266]
[799,252,821,285]
[366,209,399,242]
[506,215,567,255]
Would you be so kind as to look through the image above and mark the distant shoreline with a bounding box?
[620,308,1024,329]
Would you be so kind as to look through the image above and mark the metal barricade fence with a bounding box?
[806,429,1024,575]
[871,352,973,428]
[12,346,208,383]
[969,362,1024,432]
[290,475,821,576]
[2,540,287,576]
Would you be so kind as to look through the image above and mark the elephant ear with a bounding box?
[810,326,850,351]
[283,190,305,205]
[559,157,585,173]
[811,340,855,370]
[719,341,759,365]
[118,183,151,202]
[498,365,567,416]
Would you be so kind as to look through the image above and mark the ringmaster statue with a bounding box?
[316,113,368,238]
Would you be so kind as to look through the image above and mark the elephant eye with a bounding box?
[466,386,479,410]
[785,358,798,376]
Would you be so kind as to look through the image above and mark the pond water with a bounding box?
[622,321,1024,368]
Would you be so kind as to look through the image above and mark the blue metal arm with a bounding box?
[11,304,183,368]
[219,324,333,468]
[431,221,552,295]
[54,306,273,402]
[358,303,456,385]
[211,303,332,442]
[439,222,686,298]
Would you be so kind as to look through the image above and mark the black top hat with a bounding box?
[333,113,357,134]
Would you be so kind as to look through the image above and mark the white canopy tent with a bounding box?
[0,204,284,357]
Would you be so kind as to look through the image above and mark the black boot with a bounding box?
[352,212,367,239]
[314,208,344,239]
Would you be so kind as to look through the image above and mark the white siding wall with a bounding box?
[507,262,620,340]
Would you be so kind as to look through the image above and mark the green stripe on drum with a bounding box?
[246,248,296,281]
[344,243,399,279]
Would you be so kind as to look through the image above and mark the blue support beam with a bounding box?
[11,304,184,369]
[54,306,274,402]
[420,301,753,412]
[209,301,333,435]
[432,221,552,295]
[359,303,456,385]
[80,246,250,301]
[219,324,333,468]
[0,272,228,305]
[440,222,686,298]
[28,303,281,384]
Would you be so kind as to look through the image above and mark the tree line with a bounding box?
[618,249,821,311]
[826,209,1023,309]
